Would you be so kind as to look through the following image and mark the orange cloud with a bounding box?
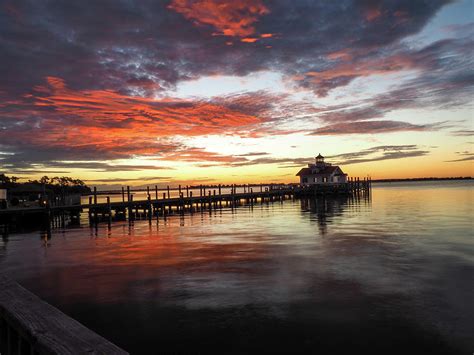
[326,49,352,61]
[2,77,267,159]
[241,37,258,43]
[168,0,269,37]
[36,77,261,133]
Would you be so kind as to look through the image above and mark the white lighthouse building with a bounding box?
[296,154,348,185]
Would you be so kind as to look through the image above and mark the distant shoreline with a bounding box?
[371,177,472,183]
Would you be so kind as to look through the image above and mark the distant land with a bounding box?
[371,177,472,183]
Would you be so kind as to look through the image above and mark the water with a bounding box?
[1,181,473,354]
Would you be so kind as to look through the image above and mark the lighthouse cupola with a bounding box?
[315,153,325,166]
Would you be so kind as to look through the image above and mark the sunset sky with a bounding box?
[0,0,473,187]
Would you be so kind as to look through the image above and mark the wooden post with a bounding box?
[155,185,158,200]
[127,186,131,202]
[147,186,150,197]
[93,187,97,205]
[147,195,152,221]
[88,196,93,223]
[121,187,125,202]
[167,186,170,199]
[106,196,112,223]
[186,185,189,198]
[163,193,166,199]
[218,184,221,195]
[179,192,184,214]
[128,193,133,221]
[92,187,98,221]
[179,184,182,196]
[231,184,235,206]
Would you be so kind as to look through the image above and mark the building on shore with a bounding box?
[296,154,348,185]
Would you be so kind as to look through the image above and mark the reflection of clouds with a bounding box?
[1,185,473,352]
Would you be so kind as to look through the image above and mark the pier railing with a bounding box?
[0,274,127,355]
[0,179,371,226]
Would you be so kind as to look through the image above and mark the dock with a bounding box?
[0,274,127,355]
[0,179,371,227]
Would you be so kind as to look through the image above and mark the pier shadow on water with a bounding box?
[0,186,472,355]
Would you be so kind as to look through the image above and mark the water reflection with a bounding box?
[299,193,371,235]
[0,182,472,354]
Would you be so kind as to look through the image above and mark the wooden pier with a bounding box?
[0,179,371,354]
[0,274,127,355]
[0,179,371,227]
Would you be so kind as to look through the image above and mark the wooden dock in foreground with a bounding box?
[0,179,371,226]
[0,275,127,355]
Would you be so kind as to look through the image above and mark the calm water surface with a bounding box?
[1,181,473,354]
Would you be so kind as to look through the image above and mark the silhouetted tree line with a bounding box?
[0,173,19,186]
[0,174,91,194]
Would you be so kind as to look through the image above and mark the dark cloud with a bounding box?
[235,152,269,157]
[315,33,474,125]
[230,157,311,167]
[445,151,474,162]
[327,145,431,165]
[0,0,453,98]
[9,170,72,175]
[84,176,172,183]
[451,130,474,136]
[309,121,445,135]
[209,145,432,167]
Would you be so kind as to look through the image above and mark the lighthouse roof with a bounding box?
[296,165,343,176]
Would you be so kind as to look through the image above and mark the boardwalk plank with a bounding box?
[0,274,128,355]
